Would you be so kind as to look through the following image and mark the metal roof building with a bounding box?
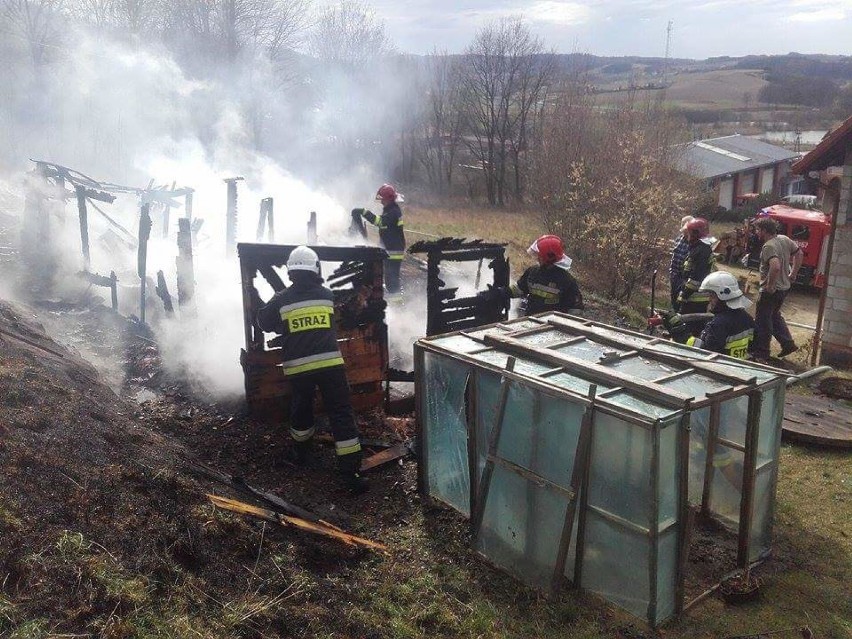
[678,134,801,210]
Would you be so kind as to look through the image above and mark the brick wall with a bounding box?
[821,162,852,368]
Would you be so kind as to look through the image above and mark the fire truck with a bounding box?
[745,205,832,288]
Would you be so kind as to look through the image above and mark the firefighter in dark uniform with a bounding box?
[677,218,716,314]
[256,246,368,494]
[509,234,583,315]
[356,183,406,296]
[685,272,755,358]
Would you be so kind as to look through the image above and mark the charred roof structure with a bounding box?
[408,238,510,337]
[416,312,788,626]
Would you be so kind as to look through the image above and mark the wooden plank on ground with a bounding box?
[360,443,410,472]
[782,394,852,448]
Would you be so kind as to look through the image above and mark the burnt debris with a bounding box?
[408,237,510,336]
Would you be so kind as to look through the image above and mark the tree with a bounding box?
[528,90,702,303]
[415,50,464,194]
[460,17,554,206]
[308,0,393,71]
[164,0,308,68]
[69,0,163,34]
[0,0,66,67]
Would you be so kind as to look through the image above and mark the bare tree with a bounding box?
[69,0,163,33]
[0,0,66,67]
[416,50,464,194]
[308,0,393,71]
[164,0,308,66]
[460,17,554,206]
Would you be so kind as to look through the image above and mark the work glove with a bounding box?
[476,285,510,304]
[664,313,691,344]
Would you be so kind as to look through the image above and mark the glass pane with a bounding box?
[661,373,729,401]
[464,325,508,341]
[582,510,650,620]
[655,527,679,625]
[658,419,681,524]
[556,340,624,362]
[423,353,471,515]
[758,386,784,464]
[749,466,776,562]
[589,413,651,524]
[589,327,653,349]
[604,392,679,420]
[475,464,570,591]
[687,407,712,504]
[649,342,714,358]
[709,444,745,526]
[494,383,537,470]
[467,350,554,377]
[545,372,611,397]
[608,356,679,381]
[514,329,572,347]
[429,334,488,354]
[475,370,501,487]
[718,396,750,446]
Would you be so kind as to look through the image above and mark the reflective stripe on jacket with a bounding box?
[687,307,755,359]
[256,282,344,376]
[365,201,406,254]
[514,264,584,315]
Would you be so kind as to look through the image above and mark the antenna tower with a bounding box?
[663,20,673,86]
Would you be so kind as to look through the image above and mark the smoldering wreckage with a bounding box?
[0,159,836,634]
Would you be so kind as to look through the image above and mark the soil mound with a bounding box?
[0,299,387,636]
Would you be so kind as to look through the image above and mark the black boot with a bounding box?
[338,451,369,495]
[289,440,314,466]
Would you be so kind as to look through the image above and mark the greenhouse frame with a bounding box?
[414,312,787,626]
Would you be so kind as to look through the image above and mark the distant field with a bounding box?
[665,68,768,108]
[594,68,769,110]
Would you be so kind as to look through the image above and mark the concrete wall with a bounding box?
[821,160,852,368]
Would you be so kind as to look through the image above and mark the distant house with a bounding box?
[677,134,801,210]
[791,114,852,368]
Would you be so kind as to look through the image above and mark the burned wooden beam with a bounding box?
[75,185,91,271]
[156,270,175,314]
[256,197,274,242]
[307,211,317,244]
[138,204,152,323]
[224,177,244,256]
[184,191,193,220]
[176,218,196,315]
[76,270,119,311]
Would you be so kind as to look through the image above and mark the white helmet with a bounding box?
[699,272,751,309]
[287,246,320,274]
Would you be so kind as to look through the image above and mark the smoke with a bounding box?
[0,20,425,398]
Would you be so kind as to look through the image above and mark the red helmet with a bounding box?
[533,234,565,266]
[685,218,710,240]
[376,183,399,204]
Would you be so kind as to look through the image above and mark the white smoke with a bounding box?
[0,25,419,398]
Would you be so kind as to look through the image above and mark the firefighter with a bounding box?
[355,184,406,296]
[256,246,368,494]
[669,215,694,308]
[508,234,583,315]
[676,218,716,314]
[684,272,755,358]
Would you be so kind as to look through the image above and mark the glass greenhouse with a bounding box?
[414,312,787,626]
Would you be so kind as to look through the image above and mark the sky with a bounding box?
[355,0,852,58]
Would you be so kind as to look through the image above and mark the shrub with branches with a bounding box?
[530,90,703,303]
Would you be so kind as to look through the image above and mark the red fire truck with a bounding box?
[745,205,832,288]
